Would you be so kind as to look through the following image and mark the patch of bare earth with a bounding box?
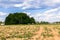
[31,25,60,40]
[51,29,60,40]
[31,27,43,40]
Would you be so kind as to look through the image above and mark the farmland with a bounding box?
[0,24,60,40]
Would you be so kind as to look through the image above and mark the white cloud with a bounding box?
[0,12,7,16]
[0,12,8,22]
[23,12,31,15]
[14,0,41,9]
[14,4,23,7]
[0,17,5,22]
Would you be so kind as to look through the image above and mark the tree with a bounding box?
[0,21,2,25]
[53,22,60,24]
[30,17,36,24]
[5,12,35,25]
[39,21,49,24]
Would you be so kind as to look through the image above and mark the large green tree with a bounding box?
[0,21,2,25]
[5,12,35,25]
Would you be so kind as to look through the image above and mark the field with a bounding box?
[0,24,60,40]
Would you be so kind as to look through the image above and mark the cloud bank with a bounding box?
[30,7,60,22]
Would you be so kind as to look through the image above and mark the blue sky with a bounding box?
[0,0,60,22]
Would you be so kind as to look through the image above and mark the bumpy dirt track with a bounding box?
[31,25,60,40]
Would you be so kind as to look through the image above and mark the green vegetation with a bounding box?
[5,12,35,25]
[0,21,2,25]
[1,37,6,40]
[39,21,50,24]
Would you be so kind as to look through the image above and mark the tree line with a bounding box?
[0,12,60,25]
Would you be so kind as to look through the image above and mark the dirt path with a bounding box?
[31,27,43,40]
[51,29,60,40]
[31,27,60,40]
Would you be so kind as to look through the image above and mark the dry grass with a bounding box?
[0,24,60,40]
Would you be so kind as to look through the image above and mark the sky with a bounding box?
[0,0,60,22]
